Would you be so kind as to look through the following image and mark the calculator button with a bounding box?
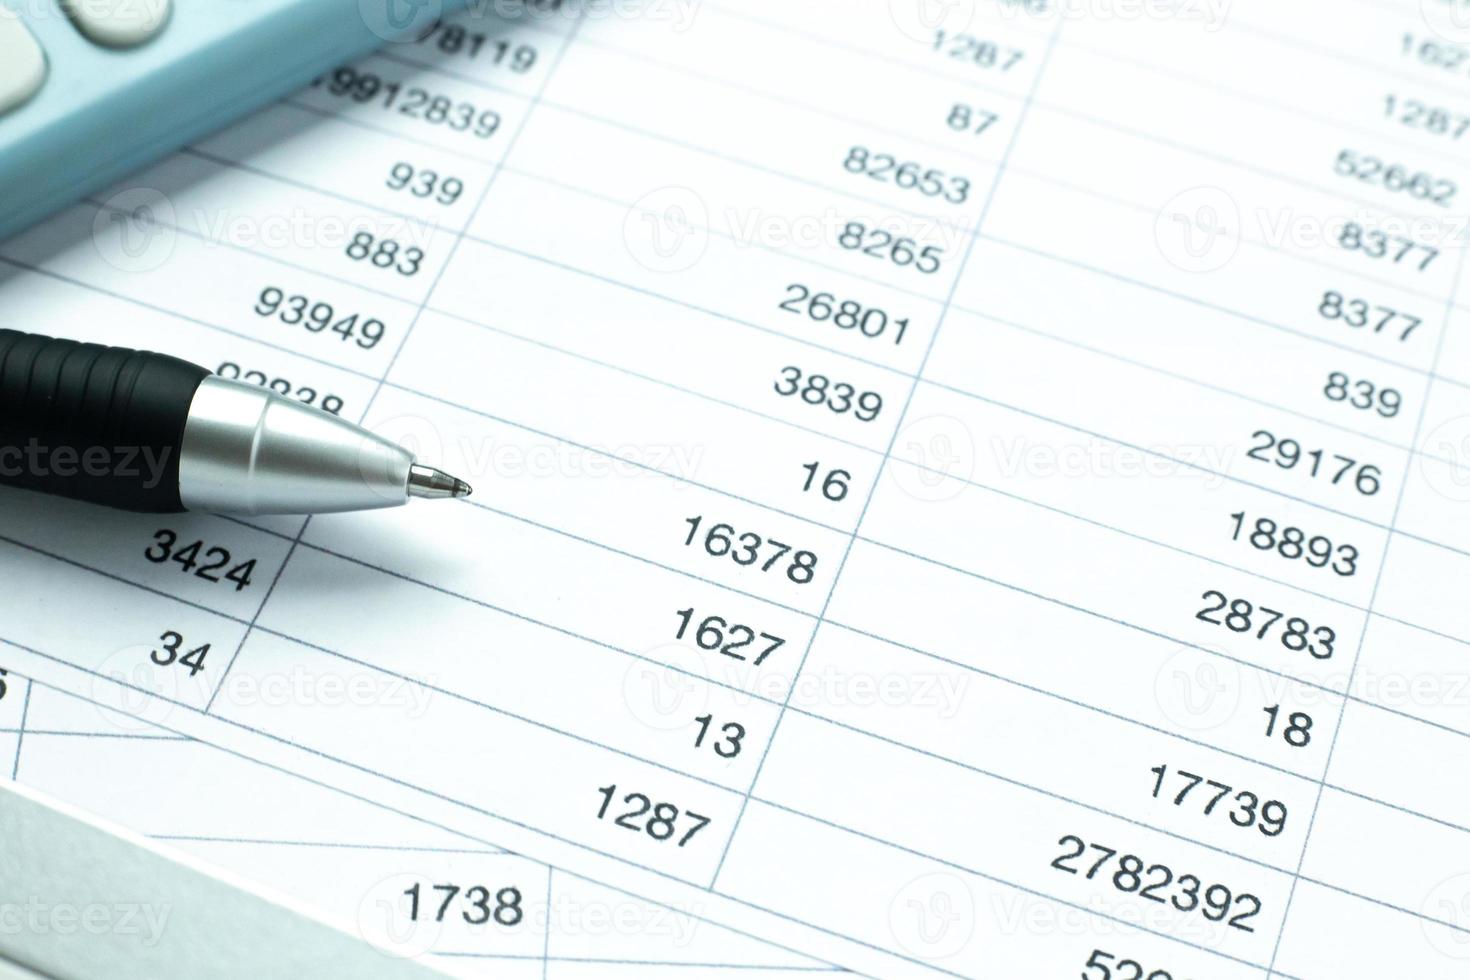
[0,15,47,116]
[63,0,171,48]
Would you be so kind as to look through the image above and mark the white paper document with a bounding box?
[2,682,834,978]
[3,0,1470,976]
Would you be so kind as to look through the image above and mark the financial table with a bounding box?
[2,0,1470,976]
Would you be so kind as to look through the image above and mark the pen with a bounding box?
[0,328,472,516]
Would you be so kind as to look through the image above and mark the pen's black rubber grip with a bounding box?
[0,330,209,513]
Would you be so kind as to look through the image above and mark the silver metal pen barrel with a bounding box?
[0,329,472,516]
[180,376,472,514]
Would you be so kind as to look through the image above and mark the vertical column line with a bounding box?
[1265,228,1468,975]
[11,677,32,781]
[708,13,1068,890]
[542,866,555,980]
[205,14,588,713]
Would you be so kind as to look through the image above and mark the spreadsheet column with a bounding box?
[1270,278,1470,972]
[713,0,1470,976]
[4,1,1470,977]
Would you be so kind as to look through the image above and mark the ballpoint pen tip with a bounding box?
[408,465,474,501]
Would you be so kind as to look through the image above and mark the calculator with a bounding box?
[0,0,462,242]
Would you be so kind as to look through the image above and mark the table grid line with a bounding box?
[376,0,1470,278]
[21,212,1466,580]
[181,63,1470,384]
[202,15,590,710]
[541,865,554,980]
[10,679,31,781]
[9,455,1470,787]
[18,502,1470,834]
[62,177,1470,516]
[0,650,1315,978]
[62,177,1465,512]
[274,82,1470,386]
[671,2,1470,259]
[707,7,1067,892]
[12,237,1470,605]
[546,4,1470,182]
[89,170,1470,419]
[8,678,848,979]
[347,41,1470,326]
[4,492,1465,790]
[31,188,1470,630]
[2,3,1467,973]
[0,528,1379,787]
[1263,175,1470,977]
[62,154,1470,431]
[25,662,1470,974]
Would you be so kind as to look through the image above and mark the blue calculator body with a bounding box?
[0,0,465,241]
